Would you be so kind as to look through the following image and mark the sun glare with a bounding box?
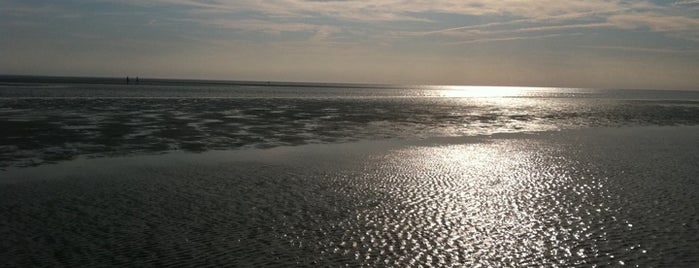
[438,86,530,98]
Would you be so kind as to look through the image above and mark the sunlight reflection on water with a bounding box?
[2,127,698,266]
[2,85,698,168]
[333,141,616,266]
[437,86,532,98]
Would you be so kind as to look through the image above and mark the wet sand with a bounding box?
[3,90,699,169]
[1,126,698,267]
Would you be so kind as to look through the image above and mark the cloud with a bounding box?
[85,0,644,23]
[605,12,699,41]
[6,0,699,44]
[69,1,698,36]
[193,18,322,33]
[2,0,698,88]
[426,22,612,40]
[449,32,583,45]
[607,12,699,32]
[580,45,699,54]
[673,0,699,5]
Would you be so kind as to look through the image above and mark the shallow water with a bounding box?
[1,126,698,267]
[1,84,698,168]
[2,82,698,266]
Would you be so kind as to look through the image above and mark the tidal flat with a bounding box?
[2,126,698,267]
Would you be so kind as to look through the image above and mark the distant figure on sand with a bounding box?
[136,77,139,84]
[126,76,130,84]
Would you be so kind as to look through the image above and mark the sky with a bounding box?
[1,0,698,89]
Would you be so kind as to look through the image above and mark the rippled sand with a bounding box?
[1,126,698,267]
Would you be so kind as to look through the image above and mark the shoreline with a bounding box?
[3,124,697,182]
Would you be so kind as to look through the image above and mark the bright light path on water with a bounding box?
[354,139,606,266]
[438,86,534,98]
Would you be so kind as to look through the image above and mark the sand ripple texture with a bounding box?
[1,127,698,267]
[2,95,698,168]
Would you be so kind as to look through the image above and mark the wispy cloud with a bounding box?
[607,12,699,32]
[2,0,698,88]
[39,0,694,44]
[428,22,612,40]
[514,22,613,33]
[83,0,645,23]
[580,45,699,54]
[192,18,324,33]
[448,32,584,45]
[673,0,699,5]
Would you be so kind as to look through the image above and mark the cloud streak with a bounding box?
[580,45,699,54]
[7,0,696,43]
[608,12,699,32]
[448,33,584,45]
[136,1,698,43]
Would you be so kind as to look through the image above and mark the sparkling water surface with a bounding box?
[2,127,698,267]
[1,82,698,267]
[1,83,698,168]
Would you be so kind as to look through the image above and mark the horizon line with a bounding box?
[0,73,696,92]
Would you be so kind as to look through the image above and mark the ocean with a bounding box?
[1,77,698,266]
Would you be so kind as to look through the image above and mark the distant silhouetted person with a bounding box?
[126,76,130,84]
[136,77,139,84]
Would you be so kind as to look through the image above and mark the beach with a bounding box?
[4,0,699,266]
[2,125,698,266]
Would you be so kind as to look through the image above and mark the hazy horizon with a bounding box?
[2,0,698,90]
[2,73,699,92]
